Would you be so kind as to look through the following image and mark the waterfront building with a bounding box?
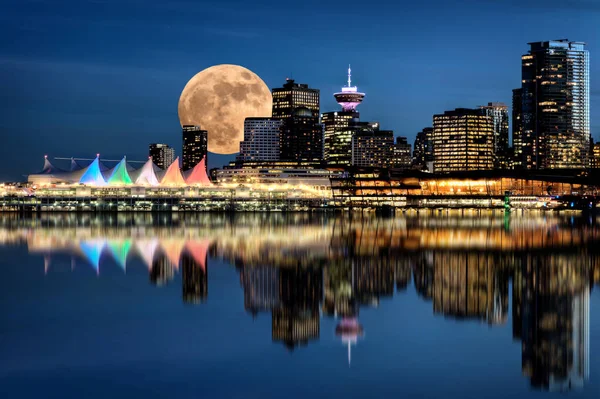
[432,108,494,173]
[412,128,434,171]
[279,107,323,162]
[351,129,394,168]
[272,79,320,119]
[512,89,524,169]
[393,136,412,169]
[237,118,283,162]
[519,40,590,169]
[592,142,600,169]
[324,66,366,167]
[322,110,360,167]
[271,79,322,162]
[479,102,509,169]
[182,125,208,172]
[149,143,175,170]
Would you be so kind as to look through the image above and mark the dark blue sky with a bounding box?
[1,0,598,180]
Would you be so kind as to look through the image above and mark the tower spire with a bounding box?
[347,64,352,87]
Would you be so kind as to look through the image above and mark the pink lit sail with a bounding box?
[184,156,212,186]
[160,157,186,186]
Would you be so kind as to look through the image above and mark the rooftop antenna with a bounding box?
[348,64,352,87]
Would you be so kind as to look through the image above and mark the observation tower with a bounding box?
[334,65,365,111]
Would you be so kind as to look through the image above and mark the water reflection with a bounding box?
[0,212,598,392]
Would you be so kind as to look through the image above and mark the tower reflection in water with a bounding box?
[1,212,598,391]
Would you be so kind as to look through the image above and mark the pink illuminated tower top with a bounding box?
[334,65,365,111]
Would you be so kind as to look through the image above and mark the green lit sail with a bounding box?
[107,158,133,185]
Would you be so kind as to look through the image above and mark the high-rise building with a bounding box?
[272,79,322,163]
[412,128,434,171]
[591,141,600,169]
[237,118,283,162]
[432,108,494,173]
[148,143,175,170]
[272,79,320,119]
[479,102,509,169]
[351,128,394,168]
[324,66,366,167]
[279,107,323,162]
[182,125,208,171]
[519,40,590,169]
[512,89,524,169]
[393,136,412,169]
[323,111,360,167]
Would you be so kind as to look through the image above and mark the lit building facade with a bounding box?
[412,127,434,171]
[323,111,360,167]
[393,136,412,169]
[479,102,509,169]
[149,143,175,170]
[351,129,394,168]
[519,40,590,169]
[512,89,524,169]
[280,107,323,162]
[272,79,322,163]
[432,108,494,173]
[591,142,600,169]
[272,79,320,119]
[237,118,283,162]
[182,125,208,171]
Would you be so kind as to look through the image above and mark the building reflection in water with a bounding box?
[0,212,598,390]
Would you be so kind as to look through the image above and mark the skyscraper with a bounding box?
[237,118,283,162]
[323,66,365,167]
[479,102,509,169]
[412,127,434,171]
[279,107,323,162]
[271,79,322,162]
[351,128,394,168]
[182,125,208,171]
[272,79,320,119]
[393,136,412,169]
[519,40,590,169]
[148,143,175,170]
[432,108,494,173]
[322,111,359,166]
[512,89,524,169]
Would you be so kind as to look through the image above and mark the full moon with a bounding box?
[178,64,272,155]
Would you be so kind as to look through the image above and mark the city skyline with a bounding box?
[2,0,599,180]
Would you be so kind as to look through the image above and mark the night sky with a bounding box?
[1,0,598,180]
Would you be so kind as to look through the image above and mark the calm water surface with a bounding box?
[0,212,599,398]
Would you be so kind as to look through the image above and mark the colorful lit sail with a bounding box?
[184,156,212,186]
[133,159,160,186]
[107,157,133,185]
[79,156,106,185]
[161,157,186,186]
